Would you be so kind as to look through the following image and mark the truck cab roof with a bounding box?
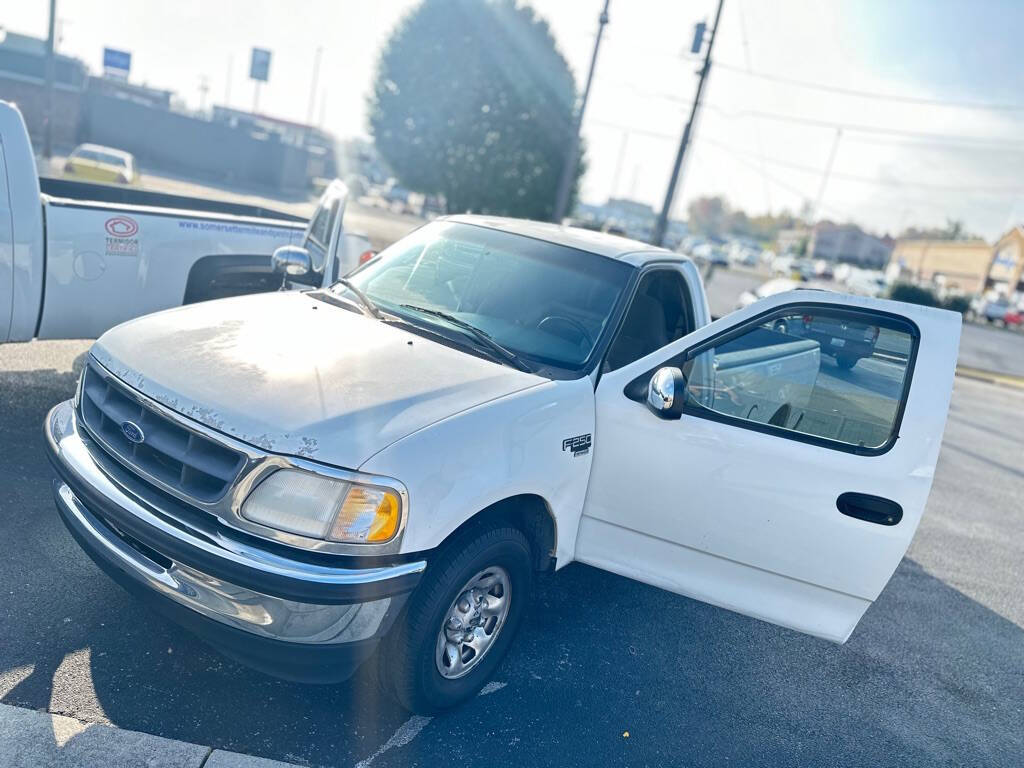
[443,214,686,267]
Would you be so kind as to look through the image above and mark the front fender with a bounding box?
[359,377,595,567]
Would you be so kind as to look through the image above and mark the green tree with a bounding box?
[888,282,938,307]
[898,217,979,241]
[687,196,729,238]
[368,0,582,220]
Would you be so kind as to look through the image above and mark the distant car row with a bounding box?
[968,295,1024,328]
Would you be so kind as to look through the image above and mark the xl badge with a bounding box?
[121,420,145,444]
[562,433,591,457]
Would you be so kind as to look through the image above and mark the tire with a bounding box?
[836,355,858,370]
[381,524,533,714]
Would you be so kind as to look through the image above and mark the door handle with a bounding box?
[836,492,903,526]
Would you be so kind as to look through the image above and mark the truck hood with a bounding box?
[90,291,544,468]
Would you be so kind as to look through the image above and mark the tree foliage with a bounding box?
[898,218,979,241]
[887,282,970,315]
[687,195,801,242]
[368,0,582,219]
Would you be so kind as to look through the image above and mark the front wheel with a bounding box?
[382,524,533,713]
[836,354,858,370]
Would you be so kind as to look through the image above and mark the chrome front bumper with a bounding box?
[45,399,425,672]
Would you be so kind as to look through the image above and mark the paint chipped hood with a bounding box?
[89,291,544,468]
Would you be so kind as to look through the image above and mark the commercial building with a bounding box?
[807,222,892,268]
[986,227,1024,298]
[887,239,993,295]
[1,30,335,191]
[0,30,88,148]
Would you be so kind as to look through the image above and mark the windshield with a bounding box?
[334,221,632,372]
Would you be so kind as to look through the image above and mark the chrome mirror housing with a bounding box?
[646,366,686,419]
[271,245,313,277]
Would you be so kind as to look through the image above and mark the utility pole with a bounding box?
[609,129,629,200]
[812,127,842,222]
[198,75,210,111]
[224,55,233,106]
[652,0,724,247]
[307,46,323,125]
[42,0,57,160]
[552,0,611,223]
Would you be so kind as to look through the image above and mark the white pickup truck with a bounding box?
[44,215,960,714]
[0,101,371,343]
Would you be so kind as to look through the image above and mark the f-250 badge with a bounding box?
[562,433,592,457]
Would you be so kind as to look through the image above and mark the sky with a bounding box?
[5,0,1024,240]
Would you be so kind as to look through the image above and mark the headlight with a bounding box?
[240,469,401,544]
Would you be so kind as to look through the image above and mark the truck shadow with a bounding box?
[2,557,1021,767]
[1,359,1021,766]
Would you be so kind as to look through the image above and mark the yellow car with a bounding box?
[63,144,137,184]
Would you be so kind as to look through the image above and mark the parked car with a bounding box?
[772,311,880,370]
[727,243,759,267]
[691,242,727,265]
[45,212,961,714]
[771,254,796,276]
[64,143,138,185]
[845,270,888,298]
[736,277,800,309]
[813,259,834,279]
[0,101,370,344]
[970,296,1012,325]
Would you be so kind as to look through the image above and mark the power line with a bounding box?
[735,0,772,211]
[699,136,1024,193]
[701,103,1024,149]
[592,119,1024,193]
[711,60,1024,112]
[703,141,986,216]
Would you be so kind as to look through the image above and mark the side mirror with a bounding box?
[272,245,313,277]
[646,366,686,420]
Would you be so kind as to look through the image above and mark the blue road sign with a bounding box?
[103,47,131,73]
[250,48,272,82]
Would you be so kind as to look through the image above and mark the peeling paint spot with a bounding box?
[296,436,319,457]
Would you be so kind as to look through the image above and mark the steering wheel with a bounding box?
[537,315,593,348]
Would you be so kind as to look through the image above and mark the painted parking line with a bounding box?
[354,681,509,768]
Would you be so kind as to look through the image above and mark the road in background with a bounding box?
[701,266,1024,378]
[1,336,1021,767]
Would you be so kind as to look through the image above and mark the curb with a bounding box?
[955,366,1024,390]
[0,702,302,768]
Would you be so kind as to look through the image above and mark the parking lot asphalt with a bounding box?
[2,338,1022,767]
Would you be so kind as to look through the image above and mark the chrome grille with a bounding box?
[79,363,245,502]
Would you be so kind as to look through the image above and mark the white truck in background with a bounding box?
[0,101,372,343]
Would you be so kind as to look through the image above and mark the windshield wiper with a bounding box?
[335,278,381,319]
[399,304,533,373]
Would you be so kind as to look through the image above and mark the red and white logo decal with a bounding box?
[105,216,139,238]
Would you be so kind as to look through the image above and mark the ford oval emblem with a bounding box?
[121,420,145,444]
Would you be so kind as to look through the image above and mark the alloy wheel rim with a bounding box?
[434,566,511,679]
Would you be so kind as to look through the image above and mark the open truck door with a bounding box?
[576,290,960,643]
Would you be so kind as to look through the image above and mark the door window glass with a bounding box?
[605,271,693,371]
[683,308,915,450]
[306,197,340,272]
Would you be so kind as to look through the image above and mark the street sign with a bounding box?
[103,47,131,75]
[690,22,706,55]
[250,48,271,82]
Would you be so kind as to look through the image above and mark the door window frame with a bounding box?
[624,301,922,457]
[599,263,698,377]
